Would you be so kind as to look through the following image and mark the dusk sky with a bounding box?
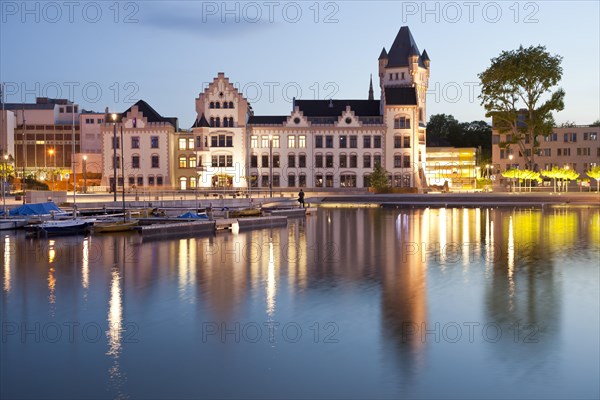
[1,1,598,127]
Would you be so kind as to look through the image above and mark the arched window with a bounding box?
[189,176,197,188]
[189,156,197,168]
[210,117,215,127]
[209,102,215,109]
[229,117,234,126]
[229,101,234,108]
[179,177,187,190]
[179,155,187,168]
[223,102,229,109]
[215,117,221,128]
[215,102,221,109]
[394,115,411,129]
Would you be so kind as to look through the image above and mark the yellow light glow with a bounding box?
[3,235,11,293]
[111,113,117,121]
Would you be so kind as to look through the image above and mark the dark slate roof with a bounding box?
[387,26,425,68]
[191,113,210,128]
[295,99,381,117]
[1,103,57,110]
[378,47,388,60]
[121,100,178,129]
[384,87,418,105]
[421,49,430,62]
[248,115,288,125]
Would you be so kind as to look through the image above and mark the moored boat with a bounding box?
[29,218,95,236]
[0,218,28,230]
[93,219,139,233]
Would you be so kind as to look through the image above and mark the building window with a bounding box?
[315,136,323,148]
[394,136,401,148]
[157,176,163,186]
[349,154,357,168]
[226,155,233,167]
[288,136,296,148]
[148,176,155,186]
[132,155,140,169]
[288,154,295,168]
[128,176,135,186]
[315,174,323,187]
[325,174,333,188]
[178,155,187,168]
[179,138,187,150]
[112,155,120,170]
[394,116,410,129]
[223,102,229,109]
[251,136,258,148]
[273,155,280,168]
[209,102,215,108]
[250,154,258,168]
[189,156,197,168]
[112,137,120,149]
[394,155,402,168]
[315,154,323,168]
[272,175,280,187]
[299,174,306,187]
[298,135,306,148]
[349,135,357,148]
[339,136,347,148]
[215,102,221,109]
[403,136,410,148]
[363,175,371,188]
[374,154,382,166]
[299,154,306,168]
[261,175,269,187]
[288,174,296,187]
[151,136,159,148]
[403,154,410,168]
[229,101,234,108]
[339,154,347,168]
[374,135,381,148]
[272,136,280,148]
[151,155,159,168]
[137,176,143,186]
[131,136,140,149]
[215,117,221,128]
[363,155,371,168]
[190,177,197,188]
[250,173,258,188]
[261,136,270,148]
[325,154,333,168]
[340,174,356,187]
[262,155,269,168]
[363,136,371,148]
[325,135,333,148]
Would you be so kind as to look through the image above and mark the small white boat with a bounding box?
[31,218,96,236]
[0,219,28,230]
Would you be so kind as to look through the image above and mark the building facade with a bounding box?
[491,125,600,178]
[100,101,177,190]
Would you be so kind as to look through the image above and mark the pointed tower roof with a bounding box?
[378,47,388,60]
[421,49,430,62]
[368,74,374,101]
[386,26,424,68]
[192,113,210,128]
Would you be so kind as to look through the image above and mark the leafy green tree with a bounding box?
[587,165,600,192]
[479,45,565,170]
[590,120,600,127]
[369,162,391,193]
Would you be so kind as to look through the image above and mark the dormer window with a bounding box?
[401,72,405,80]
[395,73,399,80]
[389,73,393,80]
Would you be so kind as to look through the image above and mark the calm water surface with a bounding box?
[1,207,599,399]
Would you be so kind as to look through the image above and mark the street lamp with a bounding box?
[48,148,55,190]
[112,113,118,202]
[269,134,273,198]
[2,154,8,215]
[83,155,87,194]
[508,154,514,192]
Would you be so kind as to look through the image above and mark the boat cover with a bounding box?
[9,202,63,216]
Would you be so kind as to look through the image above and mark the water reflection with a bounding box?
[1,206,598,399]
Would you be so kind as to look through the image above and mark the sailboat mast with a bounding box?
[72,101,76,216]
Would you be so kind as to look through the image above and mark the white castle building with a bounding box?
[180,26,431,191]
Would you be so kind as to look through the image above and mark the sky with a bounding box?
[1,1,598,128]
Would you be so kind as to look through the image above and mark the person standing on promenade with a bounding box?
[298,189,305,208]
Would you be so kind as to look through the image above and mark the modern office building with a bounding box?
[425,147,478,189]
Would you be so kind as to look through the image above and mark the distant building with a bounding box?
[100,100,177,191]
[425,147,478,189]
[491,125,600,180]
[0,109,16,159]
[2,97,81,178]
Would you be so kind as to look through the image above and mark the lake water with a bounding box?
[1,207,599,399]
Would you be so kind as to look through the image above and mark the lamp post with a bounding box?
[83,155,87,194]
[269,134,273,198]
[2,154,8,215]
[508,154,514,192]
[112,113,118,202]
[48,148,55,191]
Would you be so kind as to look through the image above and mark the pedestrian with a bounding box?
[298,189,305,208]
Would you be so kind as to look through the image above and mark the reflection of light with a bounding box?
[3,235,10,292]
[48,240,56,263]
[82,238,89,290]
[439,208,447,260]
[107,269,122,357]
[507,215,515,308]
[462,208,470,267]
[178,239,197,301]
[266,239,276,317]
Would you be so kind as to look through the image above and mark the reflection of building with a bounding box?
[100,100,178,190]
[425,147,477,189]
[492,125,600,175]
[0,109,16,158]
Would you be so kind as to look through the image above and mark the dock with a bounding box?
[134,220,215,239]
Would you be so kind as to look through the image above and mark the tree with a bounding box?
[369,162,391,193]
[590,120,600,127]
[479,45,565,170]
[541,167,579,192]
[587,165,600,192]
